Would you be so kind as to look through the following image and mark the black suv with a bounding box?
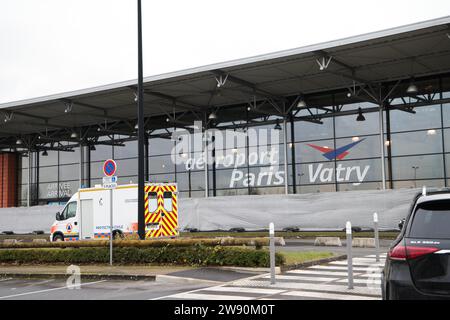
[382,188,450,300]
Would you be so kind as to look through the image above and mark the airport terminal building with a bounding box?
[1,17,450,207]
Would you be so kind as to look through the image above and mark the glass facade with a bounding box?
[17,78,450,205]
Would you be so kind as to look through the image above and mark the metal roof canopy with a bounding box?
[1,16,450,152]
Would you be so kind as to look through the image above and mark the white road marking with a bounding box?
[0,278,12,282]
[358,273,382,278]
[281,290,379,300]
[0,280,107,299]
[366,254,387,258]
[353,258,386,263]
[336,278,381,285]
[168,292,254,300]
[232,279,381,296]
[151,272,269,300]
[288,270,362,277]
[330,261,385,267]
[310,265,380,272]
[204,286,285,295]
[262,275,340,282]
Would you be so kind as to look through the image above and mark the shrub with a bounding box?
[0,245,285,267]
[0,238,270,249]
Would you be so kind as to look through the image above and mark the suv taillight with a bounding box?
[389,244,439,261]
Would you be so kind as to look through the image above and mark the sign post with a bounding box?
[103,159,117,266]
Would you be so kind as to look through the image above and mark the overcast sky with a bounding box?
[1,0,449,104]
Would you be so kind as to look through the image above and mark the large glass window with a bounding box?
[59,164,79,181]
[390,130,443,156]
[90,140,112,161]
[114,139,138,159]
[443,104,450,127]
[39,166,58,183]
[293,117,333,142]
[149,155,175,174]
[390,105,442,133]
[444,129,450,153]
[337,158,382,182]
[149,137,174,156]
[335,136,380,160]
[60,148,79,165]
[296,162,335,185]
[391,154,444,180]
[335,107,379,137]
[446,154,450,178]
[294,140,334,163]
[39,150,58,166]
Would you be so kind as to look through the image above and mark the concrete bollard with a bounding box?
[374,212,380,262]
[352,238,376,248]
[32,239,48,243]
[269,222,275,285]
[3,239,17,244]
[346,221,353,290]
[314,237,342,247]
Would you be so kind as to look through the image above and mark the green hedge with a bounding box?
[0,245,285,267]
[0,238,270,249]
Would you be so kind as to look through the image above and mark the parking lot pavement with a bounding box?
[0,276,218,300]
[0,268,260,300]
[156,253,386,300]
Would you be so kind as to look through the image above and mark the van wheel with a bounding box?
[53,234,64,242]
[113,231,123,240]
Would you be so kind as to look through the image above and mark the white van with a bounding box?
[50,183,179,242]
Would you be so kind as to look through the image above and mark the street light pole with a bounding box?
[137,0,145,240]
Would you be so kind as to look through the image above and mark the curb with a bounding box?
[0,272,156,281]
[212,266,282,275]
[280,254,347,272]
[155,274,223,285]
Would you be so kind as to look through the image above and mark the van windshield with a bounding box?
[409,200,450,239]
[60,202,77,220]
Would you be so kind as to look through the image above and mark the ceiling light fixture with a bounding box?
[297,99,306,108]
[274,119,282,130]
[356,107,366,122]
[406,79,418,94]
[208,112,217,120]
[42,150,48,156]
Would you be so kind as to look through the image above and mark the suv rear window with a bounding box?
[409,200,450,239]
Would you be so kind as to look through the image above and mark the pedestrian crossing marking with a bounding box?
[203,286,286,295]
[169,292,254,300]
[336,278,381,285]
[311,265,381,272]
[157,253,385,300]
[288,270,364,277]
[280,290,379,300]
[262,275,340,282]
